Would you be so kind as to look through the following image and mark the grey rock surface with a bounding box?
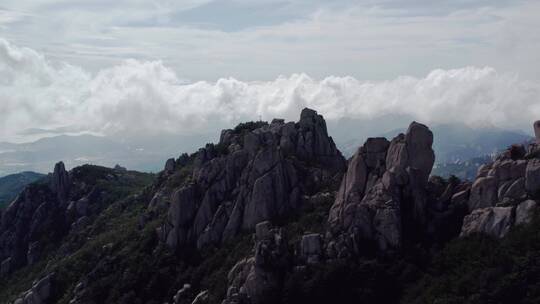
[159,108,346,250]
[460,207,514,238]
[515,199,537,225]
[327,121,435,253]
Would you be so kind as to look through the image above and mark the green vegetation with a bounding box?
[0,165,156,303]
[2,162,540,304]
[0,171,45,209]
[281,213,540,304]
[404,214,540,304]
[232,121,269,135]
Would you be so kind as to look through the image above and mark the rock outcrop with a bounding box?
[460,207,514,238]
[299,233,323,264]
[0,162,139,277]
[534,120,540,143]
[327,121,437,253]
[515,199,537,226]
[222,221,288,304]
[158,108,346,250]
[456,122,540,238]
[50,161,70,202]
[525,159,540,198]
[11,273,55,304]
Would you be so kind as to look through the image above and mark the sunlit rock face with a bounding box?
[159,108,346,250]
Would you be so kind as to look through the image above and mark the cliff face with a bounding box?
[327,122,436,253]
[1,112,540,304]
[155,108,346,250]
[220,120,540,304]
[0,163,153,283]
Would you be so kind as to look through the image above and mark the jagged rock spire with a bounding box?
[534,120,540,142]
[328,121,435,252]
[50,161,70,202]
[159,108,346,250]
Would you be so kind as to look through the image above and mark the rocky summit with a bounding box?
[156,108,345,250]
[1,108,540,304]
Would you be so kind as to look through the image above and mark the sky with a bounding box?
[0,0,539,143]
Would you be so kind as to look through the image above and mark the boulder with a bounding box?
[173,284,192,304]
[300,233,323,264]
[501,177,527,201]
[165,158,176,172]
[468,176,498,211]
[451,190,469,206]
[113,164,127,172]
[476,164,491,178]
[328,149,367,228]
[191,290,209,304]
[510,160,527,179]
[223,223,287,304]
[460,207,514,238]
[11,273,54,304]
[525,159,540,197]
[165,185,198,248]
[405,121,435,182]
[515,200,537,225]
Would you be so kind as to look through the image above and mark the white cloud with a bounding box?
[1,1,539,81]
[0,38,539,143]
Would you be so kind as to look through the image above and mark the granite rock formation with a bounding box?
[157,108,346,250]
[326,121,438,253]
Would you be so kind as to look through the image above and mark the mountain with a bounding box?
[0,172,45,209]
[0,133,215,177]
[336,122,532,163]
[1,118,531,180]
[431,155,493,180]
[0,110,540,304]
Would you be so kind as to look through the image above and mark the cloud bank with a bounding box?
[0,38,539,143]
[2,1,540,81]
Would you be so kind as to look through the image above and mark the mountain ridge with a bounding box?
[0,172,45,209]
[0,110,539,304]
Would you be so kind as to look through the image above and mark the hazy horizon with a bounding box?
[0,0,539,176]
[1,0,540,146]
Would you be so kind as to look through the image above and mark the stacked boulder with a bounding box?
[222,221,288,304]
[219,120,540,304]
[326,122,436,254]
[158,108,346,250]
[458,124,540,238]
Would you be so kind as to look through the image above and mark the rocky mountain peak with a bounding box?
[3,113,540,304]
[535,120,540,142]
[327,121,438,253]
[157,108,346,250]
[50,161,70,202]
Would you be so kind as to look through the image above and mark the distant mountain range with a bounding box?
[335,122,532,163]
[0,171,45,208]
[0,133,216,176]
[0,122,531,178]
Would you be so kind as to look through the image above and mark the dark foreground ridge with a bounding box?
[1,112,540,304]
